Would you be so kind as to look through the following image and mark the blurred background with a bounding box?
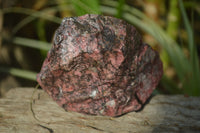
[0,0,199,97]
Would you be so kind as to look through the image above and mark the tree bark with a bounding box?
[0,88,200,133]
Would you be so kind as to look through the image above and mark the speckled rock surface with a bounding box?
[37,14,163,116]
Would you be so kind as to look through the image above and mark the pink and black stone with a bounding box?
[37,14,163,117]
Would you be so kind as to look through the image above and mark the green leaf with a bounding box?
[0,67,37,81]
[12,37,51,51]
[71,0,101,15]
[115,0,125,18]
[2,7,62,27]
[179,0,200,95]
[9,5,73,34]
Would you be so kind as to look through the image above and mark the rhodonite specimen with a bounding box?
[37,14,163,117]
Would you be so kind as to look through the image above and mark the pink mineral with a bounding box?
[37,14,163,117]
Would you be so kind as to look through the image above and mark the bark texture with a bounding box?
[0,88,200,133]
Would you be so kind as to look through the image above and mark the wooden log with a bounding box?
[0,88,200,133]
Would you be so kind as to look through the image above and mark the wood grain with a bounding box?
[0,88,200,133]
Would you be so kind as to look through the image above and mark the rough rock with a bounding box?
[37,14,163,116]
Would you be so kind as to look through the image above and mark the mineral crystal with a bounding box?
[37,14,163,116]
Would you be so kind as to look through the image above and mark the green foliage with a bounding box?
[12,37,51,51]
[179,0,200,95]
[3,7,62,34]
[0,67,37,81]
[115,0,125,18]
[71,0,101,15]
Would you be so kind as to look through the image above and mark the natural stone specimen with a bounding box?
[37,14,163,117]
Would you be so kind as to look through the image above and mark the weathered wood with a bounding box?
[0,88,200,133]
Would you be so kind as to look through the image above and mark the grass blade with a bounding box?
[2,7,62,24]
[0,67,37,81]
[12,5,73,34]
[71,0,101,15]
[12,37,51,51]
[115,0,125,18]
[179,0,200,95]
